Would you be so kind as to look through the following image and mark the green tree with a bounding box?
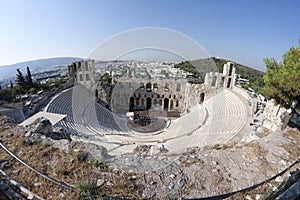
[0,88,13,102]
[263,42,300,115]
[26,66,34,88]
[16,69,27,90]
[101,72,112,84]
[10,81,14,88]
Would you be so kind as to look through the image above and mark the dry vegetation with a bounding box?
[0,120,143,199]
[1,116,300,199]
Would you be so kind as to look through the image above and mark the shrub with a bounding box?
[77,180,99,200]
[54,166,68,176]
[76,151,89,162]
[89,159,103,168]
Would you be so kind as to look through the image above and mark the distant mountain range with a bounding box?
[0,57,83,80]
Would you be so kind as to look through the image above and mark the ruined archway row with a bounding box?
[111,79,188,115]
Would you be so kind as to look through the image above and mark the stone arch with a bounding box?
[229,63,233,76]
[170,100,174,109]
[159,99,162,105]
[141,98,145,106]
[146,97,152,109]
[220,77,225,87]
[176,83,181,91]
[176,100,179,107]
[129,97,134,111]
[85,74,90,81]
[146,83,152,91]
[227,78,232,88]
[164,83,169,91]
[200,93,205,103]
[140,82,145,89]
[164,98,169,110]
[153,83,158,90]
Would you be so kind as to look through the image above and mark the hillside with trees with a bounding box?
[0,67,67,102]
[174,57,265,93]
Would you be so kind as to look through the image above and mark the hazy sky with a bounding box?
[0,0,299,71]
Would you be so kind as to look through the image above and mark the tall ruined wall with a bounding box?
[111,78,188,115]
[68,60,95,89]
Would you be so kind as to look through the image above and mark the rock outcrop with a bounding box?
[24,117,71,142]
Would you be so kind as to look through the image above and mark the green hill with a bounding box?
[174,57,265,93]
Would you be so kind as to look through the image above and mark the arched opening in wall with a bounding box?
[159,99,162,105]
[227,78,232,88]
[73,64,77,73]
[176,83,181,92]
[146,83,152,92]
[200,93,205,103]
[211,76,217,87]
[220,77,225,87]
[129,97,134,111]
[153,83,158,90]
[141,98,144,106]
[79,74,83,81]
[176,100,179,107]
[85,64,89,71]
[165,83,169,91]
[154,99,157,105]
[146,97,152,109]
[170,100,174,109]
[140,82,145,90]
[164,98,169,110]
[86,74,90,81]
[136,99,139,106]
[229,64,233,76]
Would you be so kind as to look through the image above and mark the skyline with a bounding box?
[0,0,299,71]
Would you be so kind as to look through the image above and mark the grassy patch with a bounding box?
[75,151,89,162]
[89,159,103,168]
[77,180,100,200]
[54,165,69,176]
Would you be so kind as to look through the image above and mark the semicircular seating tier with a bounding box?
[46,85,129,139]
[164,89,248,152]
